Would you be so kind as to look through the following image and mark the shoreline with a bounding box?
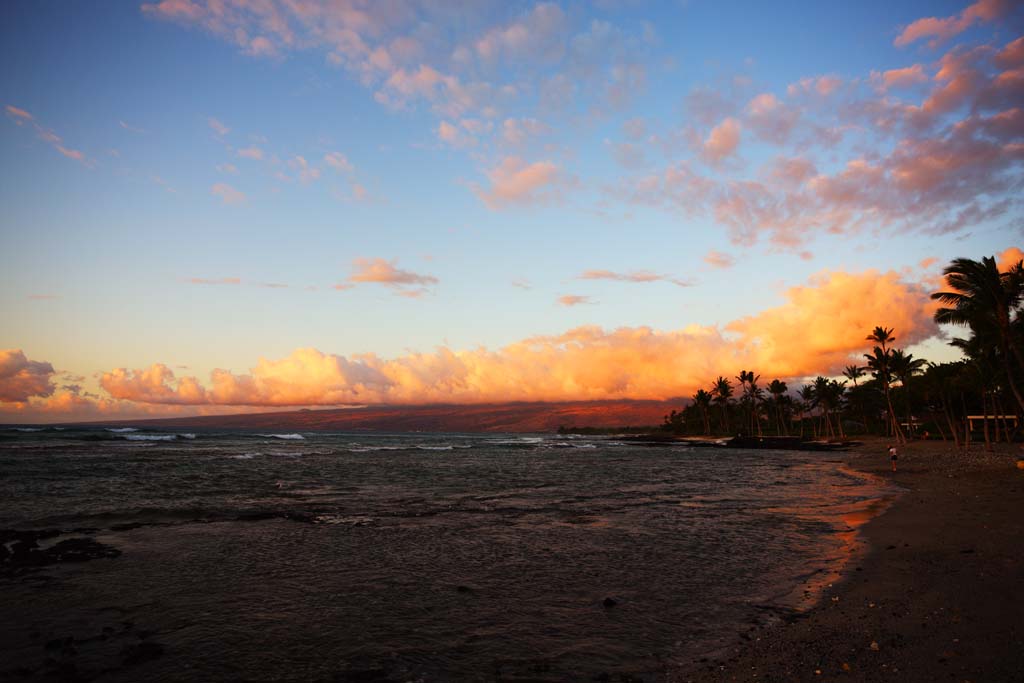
[679,437,1024,682]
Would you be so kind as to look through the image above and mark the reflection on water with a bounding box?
[0,428,896,681]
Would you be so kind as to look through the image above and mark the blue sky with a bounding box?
[0,0,1021,419]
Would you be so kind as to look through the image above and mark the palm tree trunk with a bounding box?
[978,389,987,454]
[883,381,905,443]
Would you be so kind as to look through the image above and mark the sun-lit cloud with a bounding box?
[577,269,693,287]
[211,183,246,205]
[997,246,1024,271]
[6,104,90,165]
[208,116,230,136]
[475,157,564,208]
[557,295,595,307]
[703,250,736,269]
[871,64,929,91]
[12,267,935,415]
[324,151,354,173]
[288,155,320,183]
[5,104,33,123]
[345,257,438,297]
[237,146,263,160]
[186,277,241,285]
[119,120,147,134]
[894,0,1012,48]
[702,117,741,163]
[0,350,55,403]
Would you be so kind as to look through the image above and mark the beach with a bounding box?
[695,438,1024,682]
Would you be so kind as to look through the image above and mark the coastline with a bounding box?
[682,437,1024,682]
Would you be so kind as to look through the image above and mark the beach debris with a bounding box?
[841,662,852,672]
[870,641,880,651]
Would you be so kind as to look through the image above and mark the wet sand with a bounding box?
[686,437,1024,682]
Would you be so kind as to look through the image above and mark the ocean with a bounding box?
[0,427,894,681]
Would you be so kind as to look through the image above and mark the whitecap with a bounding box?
[180,433,197,439]
[123,434,176,441]
[106,427,139,433]
[258,433,305,440]
[9,427,44,432]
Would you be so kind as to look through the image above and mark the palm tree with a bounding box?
[865,326,905,443]
[843,365,869,434]
[931,256,1024,413]
[712,376,733,434]
[890,350,927,437]
[798,384,817,438]
[767,379,788,435]
[692,389,713,435]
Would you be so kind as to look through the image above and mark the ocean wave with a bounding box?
[106,427,139,433]
[231,453,257,459]
[258,433,305,440]
[180,433,197,439]
[122,434,177,441]
[7,427,44,432]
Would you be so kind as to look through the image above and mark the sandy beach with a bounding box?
[690,437,1024,682]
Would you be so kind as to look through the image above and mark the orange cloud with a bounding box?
[578,270,693,287]
[703,250,736,269]
[872,64,929,91]
[0,350,54,402]
[346,258,438,297]
[211,183,245,205]
[476,157,564,208]
[997,246,1024,271]
[702,117,741,163]
[53,268,937,412]
[187,277,241,285]
[557,295,595,307]
[895,0,1011,48]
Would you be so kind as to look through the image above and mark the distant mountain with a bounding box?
[116,400,683,433]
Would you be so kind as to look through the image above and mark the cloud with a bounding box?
[5,104,33,122]
[208,117,230,136]
[475,157,564,209]
[216,163,238,174]
[324,151,354,173]
[289,155,321,183]
[0,350,55,403]
[346,257,438,297]
[745,93,799,143]
[557,295,595,306]
[211,183,246,205]
[119,120,147,134]
[186,277,241,285]
[702,117,741,163]
[502,117,551,146]
[997,246,1024,270]
[475,3,568,62]
[436,120,475,148]
[237,146,263,160]
[703,250,736,269]
[6,105,90,165]
[52,268,937,411]
[895,0,1012,48]
[871,64,929,91]
[578,269,693,287]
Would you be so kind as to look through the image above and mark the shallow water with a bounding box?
[0,427,894,681]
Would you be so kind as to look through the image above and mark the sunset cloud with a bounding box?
[211,183,246,205]
[186,277,241,285]
[703,251,736,269]
[44,268,937,412]
[0,350,55,403]
[6,105,90,165]
[702,117,741,163]
[237,146,263,160]
[578,270,693,287]
[476,157,564,208]
[346,258,438,297]
[894,0,1011,48]
[997,246,1024,271]
[557,295,595,307]
[208,117,230,136]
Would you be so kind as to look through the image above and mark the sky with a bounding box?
[1,0,1022,422]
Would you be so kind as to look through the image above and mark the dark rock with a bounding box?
[602,597,618,608]
[122,641,164,665]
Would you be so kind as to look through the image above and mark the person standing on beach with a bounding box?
[888,445,898,472]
